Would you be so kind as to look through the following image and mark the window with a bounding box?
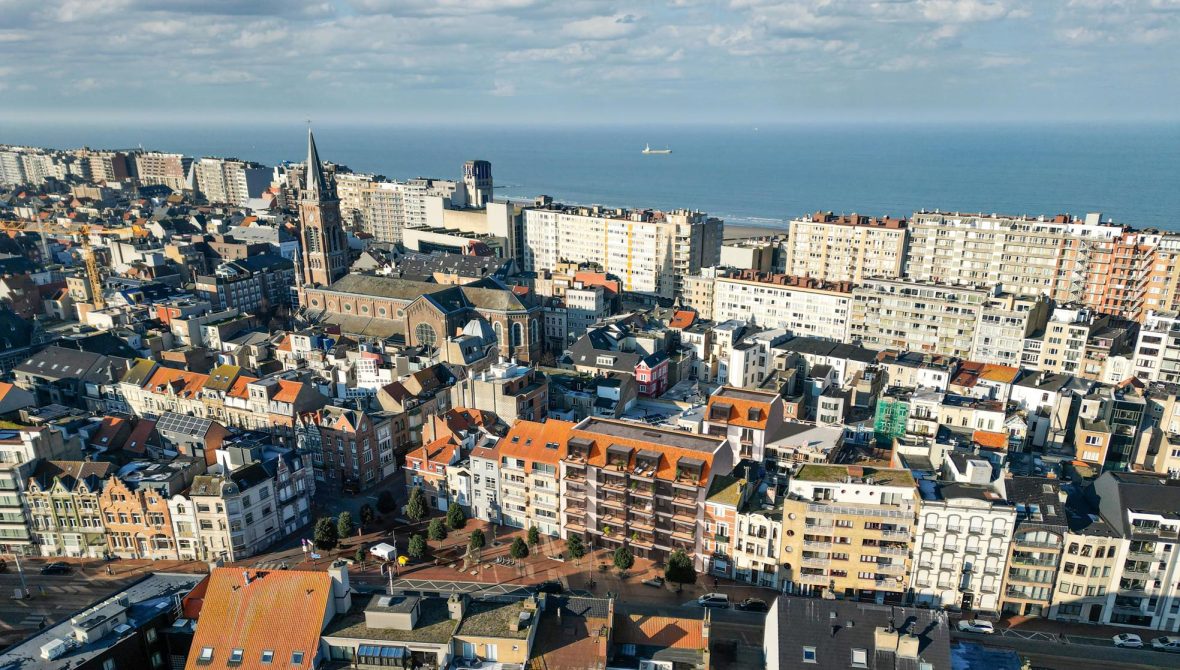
[103,660,116,670]
[145,627,157,643]
[199,647,214,662]
[261,650,274,664]
[851,648,868,667]
[415,323,436,348]
[229,649,244,664]
[803,646,817,663]
[291,651,305,665]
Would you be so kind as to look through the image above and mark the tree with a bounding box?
[337,511,354,540]
[446,503,467,530]
[427,518,448,542]
[359,503,376,525]
[406,487,427,522]
[377,490,397,514]
[613,546,634,573]
[510,537,530,559]
[354,547,367,567]
[664,549,697,586]
[407,534,427,559]
[527,526,540,547]
[468,529,486,552]
[313,517,338,550]
[566,534,586,560]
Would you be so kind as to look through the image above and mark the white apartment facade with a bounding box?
[712,272,853,342]
[1133,310,1180,383]
[523,203,722,298]
[337,173,465,244]
[850,278,990,359]
[912,483,1015,614]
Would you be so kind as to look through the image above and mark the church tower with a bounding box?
[298,128,349,290]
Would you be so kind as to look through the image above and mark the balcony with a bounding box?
[800,573,830,585]
[876,563,906,575]
[629,485,655,499]
[802,556,830,567]
[878,546,908,556]
[671,529,695,542]
[804,540,833,549]
[600,497,626,510]
[881,529,910,540]
[874,578,902,589]
[714,533,730,544]
[1127,550,1158,562]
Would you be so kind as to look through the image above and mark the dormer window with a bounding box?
[229,649,244,664]
[291,651,305,665]
[198,647,214,662]
[261,650,274,664]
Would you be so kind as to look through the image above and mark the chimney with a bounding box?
[242,571,251,586]
[447,592,467,621]
[847,465,864,479]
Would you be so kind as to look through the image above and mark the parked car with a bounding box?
[1113,633,1143,648]
[40,562,71,575]
[956,619,995,634]
[534,580,563,595]
[697,593,730,609]
[735,598,769,613]
[642,577,665,588]
[1152,636,1180,652]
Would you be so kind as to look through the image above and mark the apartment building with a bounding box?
[522,201,722,298]
[336,172,464,243]
[971,293,1051,367]
[850,278,990,358]
[193,157,271,205]
[1092,471,1180,631]
[134,152,192,191]
[1144,235,1180,315]
[912,479,1015,614]
[193,255,296,314]
[682,268,720,321]
[711,270,853,341]
[560,417,734,570]
[99,473,178,560]
[1000,477,1068,617]
[1133,310,1180,383]
[704,386,784,462]
[781,464,917,604]
[783,212,907,283]
[905,211,1117,300]
[26,460,113,558]
[450,360,548,425]
[703,466,785,589]
[296,404,396,493]
[75,148,133,183]
[497,420,572,537]
[184,464,282,562]
[1049,512,1122,625]
[0,421,80,556]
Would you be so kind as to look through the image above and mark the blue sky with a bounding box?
[0,0,1177,125]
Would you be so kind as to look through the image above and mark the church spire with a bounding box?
[305,127,330,200]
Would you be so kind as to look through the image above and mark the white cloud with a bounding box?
[491,79,516,96]
[562,13,641,40]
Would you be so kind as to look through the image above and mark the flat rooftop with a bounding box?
[795,464,916,488]
[575,418,725,453]
[325,595,456,645]
[713,386,779,403]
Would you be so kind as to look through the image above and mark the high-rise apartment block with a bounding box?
[711,270,854,342]
[850,278,990,358]
[193,157,271,205]
[784,212,907,283]
[523,201,722,298]
[134,152,193,191]
[336,173,466,243]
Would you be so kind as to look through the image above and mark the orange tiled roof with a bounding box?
[124,418,157,455]
[410,435,459,468]
[706,389,770,430]
[978,364,1020,383]
[271,380,302,403]
[500,419,574,468]
[276,335,294,352]
[573,421,720,486]
[226,375,259,399]
[668,309,697,330]
[614,612,705,649]
[144,366,209,398]
[184,568,330,670]
[972,430,1008,451]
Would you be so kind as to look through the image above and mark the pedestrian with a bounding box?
[106,565,112,576]
[713,577,719,589]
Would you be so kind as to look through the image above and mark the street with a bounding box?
[953,630,1177,669]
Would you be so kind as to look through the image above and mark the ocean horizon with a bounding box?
[2,121,1178,231]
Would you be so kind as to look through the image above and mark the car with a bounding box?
[642,577,665,588]
[735,598,769,613]
[697,593,730,608]
[956,619,995,634]
[1113,633,1143,648]
[534,580,564,595]
[40,562,71,575]
[1152,636,1180,652]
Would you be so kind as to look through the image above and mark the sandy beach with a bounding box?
[724,223,787,240]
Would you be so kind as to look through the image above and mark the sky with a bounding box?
[0,0,1178,126]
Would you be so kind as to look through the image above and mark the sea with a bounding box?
[2,121,1178,230]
